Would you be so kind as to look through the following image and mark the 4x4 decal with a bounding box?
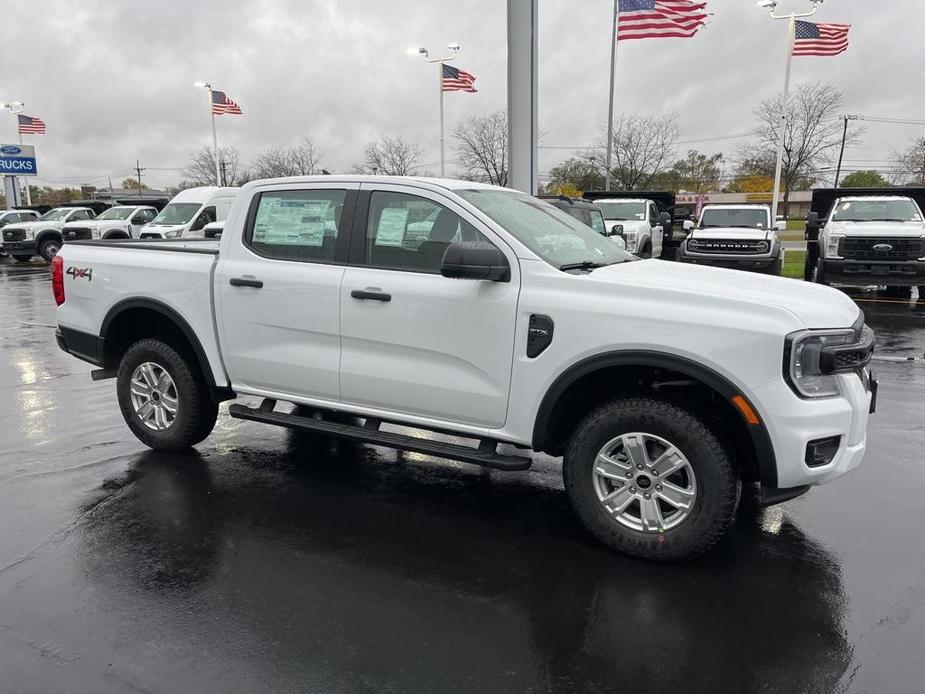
[66,266,93,282]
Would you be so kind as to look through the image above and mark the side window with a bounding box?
[649,205,659,226]
[364,191,486,273]
[190,206,216,231]
[590,211,605,235]
[70,210,87,221]
[247,189,346,262]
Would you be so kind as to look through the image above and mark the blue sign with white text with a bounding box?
[0,144,37,177]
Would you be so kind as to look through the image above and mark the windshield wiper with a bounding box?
[866,218,908,222]
[559,260,615,272]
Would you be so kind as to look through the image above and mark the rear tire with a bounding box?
[563,397,740,561]
[116,338,218,451]
[13,255,32,263]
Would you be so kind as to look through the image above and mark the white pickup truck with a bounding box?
[53,175,876,561]
[61,205,158,242]
[679,204,785,274]
[593,198,669,258]
[810,195,925,296]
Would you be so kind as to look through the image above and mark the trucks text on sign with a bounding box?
[0,144,38,177]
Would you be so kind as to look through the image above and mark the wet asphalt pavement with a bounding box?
[1,257,924,694]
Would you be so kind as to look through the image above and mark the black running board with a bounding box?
[228,402,532,471]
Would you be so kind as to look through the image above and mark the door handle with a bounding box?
[229,277,263,288]
[351,289,391,302]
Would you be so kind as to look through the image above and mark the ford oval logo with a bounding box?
[0,145,22,155]
[872,243,893,252]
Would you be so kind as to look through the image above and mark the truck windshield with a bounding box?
[831,199,922,222]
[96,207,134,221]
[700,208,768,229]
[457,189,631,269]
[151,203,201,226]
[597,202,646,221]
[38,209,72,222]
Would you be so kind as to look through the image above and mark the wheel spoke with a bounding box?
[600,484,635,516]
[638,497,664,531]
[140,363,158,388]
[161,393,178,414]
[595,453,632,479]
[622,434,650,469]
[136,401,154,422]
[130,380,148,398]
[153,405,168,430]
[657,481,695,509]
[652,447,686,477]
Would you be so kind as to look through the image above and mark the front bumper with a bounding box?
[750,370,873,489]
[821,258,925,286]
[1,239,37,254]
[678,250,780,273]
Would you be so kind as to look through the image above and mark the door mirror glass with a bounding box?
[773,220,787,231]
[806,212,820,228]
[682,220,695,232]
[441,241,510,282]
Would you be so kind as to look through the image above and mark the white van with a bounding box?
[138,186,238,239]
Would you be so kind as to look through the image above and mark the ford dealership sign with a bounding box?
[0,144,37,176]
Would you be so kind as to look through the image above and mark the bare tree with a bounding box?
[353,136,424,176]
[182,146,249,186]
[737,82,860,216]
[585,114,680,190]
[454,110,508,186]
[252,137,323,178]
[890,137,925,185]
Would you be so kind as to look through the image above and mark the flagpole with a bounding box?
[17,124,32,206]
[439,61,446,177]
[604,0,619,191]
[770,14,795,223]
[209,88,221,186]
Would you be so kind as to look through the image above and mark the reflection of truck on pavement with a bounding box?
[804,187,925,297]
[679,204,785,275]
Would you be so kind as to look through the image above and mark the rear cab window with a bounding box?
[246,189,347,263]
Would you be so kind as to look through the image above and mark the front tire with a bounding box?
[563,397,739,561]
[116,338,218,451]
[813,261,827,285]
[637,241,652,259]
[38,237,61,261]
[12,254,32,263]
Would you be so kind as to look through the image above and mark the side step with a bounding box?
[228,402,532,471]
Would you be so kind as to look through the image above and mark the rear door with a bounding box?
[215,182,358,400]
[338,183,519,428]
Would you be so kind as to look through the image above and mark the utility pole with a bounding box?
[220,160,227,186]
[135,159,146,198]
[833,114,858,188]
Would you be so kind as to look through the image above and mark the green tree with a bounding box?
[121,177,149,190]
[839,170,890,188]
[668,150,724,192]
[547,156,604,193]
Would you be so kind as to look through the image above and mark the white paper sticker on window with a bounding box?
[375,207,409,247]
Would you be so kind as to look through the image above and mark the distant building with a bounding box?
[675,191,812,220]
[80,186,170,204]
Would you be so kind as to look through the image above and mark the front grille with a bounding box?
[63,227,93,241]
[3,228,25,242]
[688,239,767,254]
[840,237,924,260]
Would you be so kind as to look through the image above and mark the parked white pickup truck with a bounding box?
[61,205,158,242]
[810,195,925,296]
[679,204,785,274]
[3,206,97,261]
[53,176,876,561]
[593,198,669,258]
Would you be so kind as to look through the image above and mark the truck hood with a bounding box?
[826,220,925,236]
[587,259,859,330]
[62,219,125,230]
[2,220,57,231]
[605,220,647,233]
[690,227,771,240]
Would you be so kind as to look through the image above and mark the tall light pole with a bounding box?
[193,81,221,185]
[408,43,459,177]
[1,100,32,205]
[756,0,823,222]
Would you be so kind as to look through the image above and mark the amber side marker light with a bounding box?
[731,395,760,425]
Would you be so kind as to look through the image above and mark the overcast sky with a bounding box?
[3,0,920,191]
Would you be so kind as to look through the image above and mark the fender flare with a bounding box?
[531,350,778,487]
[101,297,218,388]
[35,228,62,247]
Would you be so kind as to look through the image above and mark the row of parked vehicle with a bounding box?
[0,187,237,261]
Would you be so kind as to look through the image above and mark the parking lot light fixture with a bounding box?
[1,100,32,205]
[409,43,460,177]
[758,0,825,222]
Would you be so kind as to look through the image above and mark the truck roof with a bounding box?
[238,176,505,194]
[701,204,770,211]
[592,198,650,204]
[834,195,915,202]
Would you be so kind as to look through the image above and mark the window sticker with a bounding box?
[375,207,409,247]
[256,198,330,246]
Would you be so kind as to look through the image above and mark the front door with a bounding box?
[216,183,357,401]
[339,184,519,428]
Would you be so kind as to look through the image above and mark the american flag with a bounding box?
[617,0,708,41]
[442,64,477,93]
[18,114,46,134]
[211,90,243,115]
[793,21,850,57]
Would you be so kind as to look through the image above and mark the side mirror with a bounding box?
[682,220,695,232]
[441,241,510,282]
[806,212,820,228]
[773,220,787,232]
[658,212,671,226]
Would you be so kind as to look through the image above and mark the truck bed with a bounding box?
[66,238,220,254]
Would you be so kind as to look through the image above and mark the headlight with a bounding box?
[624,231,638,252]
[164,229,181,238]
[755,240,770,253]
[784,329,855,398]
[825,233,843,259]
[23,228,35,240]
